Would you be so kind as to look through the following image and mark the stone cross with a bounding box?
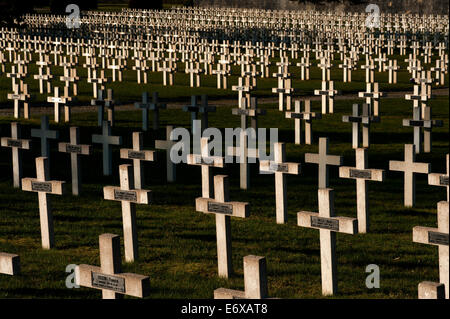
[87,70,107,98]
[358,83,384,117]
[47,87,67,123]
[384,60,400,84]
[342,104,379,149]
[120,132,156,190]
[403,106,443,154]
[155,125,177,182]
[428,154,449,202]
[92,121,122,176]
[33,67,52,94]
[1,122,31,188]
[338,57,353,83]
[296,57,310,80]
[103,165,151,262]
[405,85,427,110]
[134,92,166,131]
[413,201,449,299]
[76,233,150,299]
[314,81,337,114]
[21,157,65,249]
[196,175,250,278]
[31,115,59,159]
[91,89,107,127]
[297,188,357,295]
[260,143,300,224]
[7,83,30,119]
[305,137,343,189]
[214,255,269,299]
[232,77,251,109]
[0,253,20,276]
[187,137,224,198]
[58,127,92,195]
[285,100,321,145]
[339,148,385,233]
[389,144,431,207]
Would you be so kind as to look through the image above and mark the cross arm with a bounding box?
[103,187,151,204]
[58,143,92,155]
[428,173,449,187]
[21,178,65,195]
[297,211,358,235]
[339,167,385,182]
[260,160,300,175]
[120,149,156,161]
[196,198,250,218]
[1,138,31,150]
[413,226,448,247]
[76,264,150,298]
[187,154,224,168]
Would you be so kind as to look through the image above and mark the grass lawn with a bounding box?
[0,81,448,298]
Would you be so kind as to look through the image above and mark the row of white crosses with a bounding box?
[1,120,448,298]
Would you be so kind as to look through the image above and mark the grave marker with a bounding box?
[21,157,65,249]
[196,175,250,278]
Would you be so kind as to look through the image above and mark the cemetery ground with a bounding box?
[0,73,448,298]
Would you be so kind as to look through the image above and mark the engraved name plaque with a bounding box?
[92,272,125,293]
[31,181,52,193]
[269,163,289,173]
[66,144,82,154]
[409,120,423,127]
[350,169,372,179]
[311,216,340,231]
[207,202,233,215]
[236,109,249,116]
[114,190,137,202]
[428,231,449,246]
[128,151,146,160]
[7,139,22,148]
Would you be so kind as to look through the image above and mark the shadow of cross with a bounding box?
[92,121,122,176]
[260,142,300,224]
[103,165,151,262]
[214,255,270,299]
[339,148,385,233]
[0,253,20,276]
[1,122,31,188]
[76,234,150,299]
[21,157,65,249]
[413,201,449,299]
[428,154,449,202]
[120,132,156,190]
[297,188,358,296]
[187,137,225,199]
[389,144,431,207]
[58,127,92,196]
[196,175,250,278]
[305,137,343,189]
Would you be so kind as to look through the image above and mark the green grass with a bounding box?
[0,90,448,298]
